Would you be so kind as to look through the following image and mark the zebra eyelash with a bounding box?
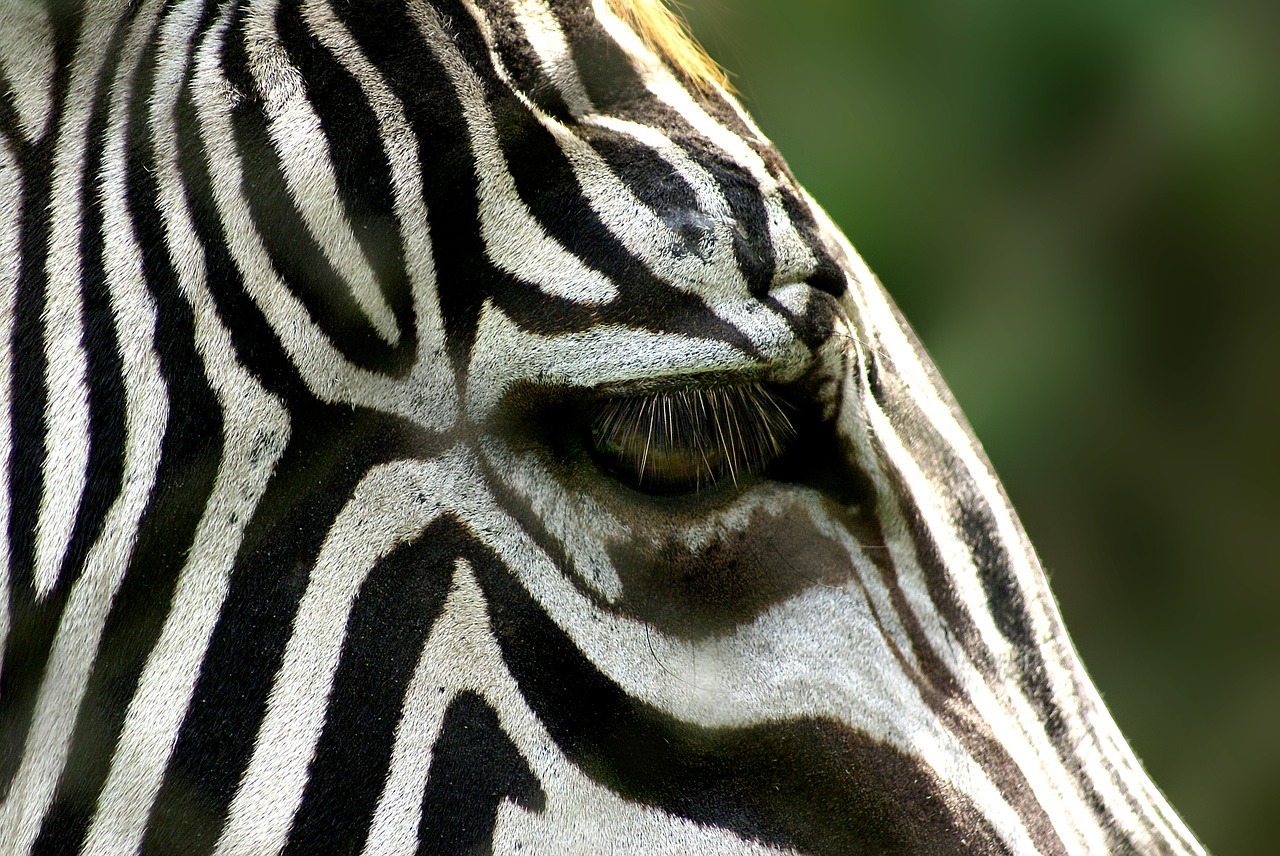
[587,382,797,493]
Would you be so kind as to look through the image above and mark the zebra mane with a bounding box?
[606,0,730,93]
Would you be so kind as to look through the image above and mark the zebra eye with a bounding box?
[588,382,796,494]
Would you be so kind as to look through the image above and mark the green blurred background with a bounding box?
[681,1,1279,852]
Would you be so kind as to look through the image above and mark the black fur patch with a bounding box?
[418,691,546,855]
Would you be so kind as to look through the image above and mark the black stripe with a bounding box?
[51,15,134,596]
[0,81,23,144]
[474,440,603,610]
[336,0,615,371]
[873,350,1042,665]
[0,137,55,806]
[548,0,779,295]
[548,0,649,114]
[879,468,1070,854]
[275,0,418,378]
[166,21,307,408]
[338,0,758,375]
[143,12,443,849]
[143,404,440,855]
[773,180,848,297]
[282,517,456,856]
[217,16,403,373]
[32,7,227,848]
[476,368,1059,851]
[955,492,1140,843]
[0,3,125,804]
[457,514,1008,856]
[711,147,775,294]
[417,691,545,855]
[549,0,755,144]
[583,125,700,217]
[337,0,508,372]
[473,0,575,120]
[0,0,81,148]
[430,0,761,351]
[869,354,1078,852]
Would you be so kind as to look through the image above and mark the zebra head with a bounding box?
[0,0,1205,853]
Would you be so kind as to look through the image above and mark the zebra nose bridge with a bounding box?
[809,310,1099,787]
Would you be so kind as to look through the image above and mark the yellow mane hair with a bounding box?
[605,0,731,93]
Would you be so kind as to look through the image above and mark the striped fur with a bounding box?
[0,1,1205,853]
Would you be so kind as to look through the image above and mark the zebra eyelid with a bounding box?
[585,380,799,494]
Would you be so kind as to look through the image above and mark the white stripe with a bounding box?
[0,3,170,852]
[408,0,617,306]
[215,451,476,855]
[31,0,131,599]
[589,0,816,288]
[590,0,767,188]
[0,1,56,142]
[81,5,291,853]
[511,0,594,115]
[855,359,1107,853]
[805,313,1057,839]
[462,0,761,306]
[300,0,458,428]
[462,298,807,420]
[0,135,21,671]
[357,460,500,856]
[814,200,1198,850]
[408,343,1035,854]
[365,555,802,856]
[585,115,727,218]
[480,0,821,310]
[465,388,1040,854]
[501,0,763,290]
[1087,700,1199,852]
[579,114,820,346]
[242,0,401,348]
[819,229,1108,849]
[186,21,451,427]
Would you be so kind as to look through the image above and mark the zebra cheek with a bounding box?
[604,503,853,641]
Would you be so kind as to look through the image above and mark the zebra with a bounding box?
[0,0,1207,853]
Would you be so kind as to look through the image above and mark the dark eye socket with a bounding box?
[587,382,796,494]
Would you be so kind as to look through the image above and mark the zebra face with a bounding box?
[0,0,1204,854]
